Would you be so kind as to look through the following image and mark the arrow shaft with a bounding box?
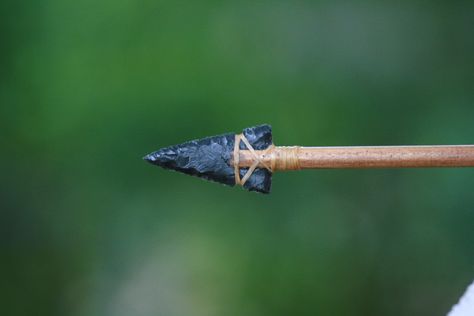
[237,145,474,170]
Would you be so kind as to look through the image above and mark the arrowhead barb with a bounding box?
[144,125,273,193]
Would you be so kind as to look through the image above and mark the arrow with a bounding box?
[144,124,474,194]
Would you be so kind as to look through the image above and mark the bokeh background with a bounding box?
[2,0,474,315]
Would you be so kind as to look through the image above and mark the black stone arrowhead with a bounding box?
[144,124,273,193]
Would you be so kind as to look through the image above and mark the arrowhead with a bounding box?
[144,125,273,193]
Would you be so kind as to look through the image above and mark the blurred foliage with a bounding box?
[1,0,474,315]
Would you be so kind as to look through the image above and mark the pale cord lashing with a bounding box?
[274,146,301,171]
[234,134,274,186]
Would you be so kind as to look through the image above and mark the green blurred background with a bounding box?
[2,0,474,315]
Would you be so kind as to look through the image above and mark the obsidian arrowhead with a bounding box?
[144,124,273,193]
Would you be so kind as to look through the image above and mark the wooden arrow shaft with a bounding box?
[237,145,474,171]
